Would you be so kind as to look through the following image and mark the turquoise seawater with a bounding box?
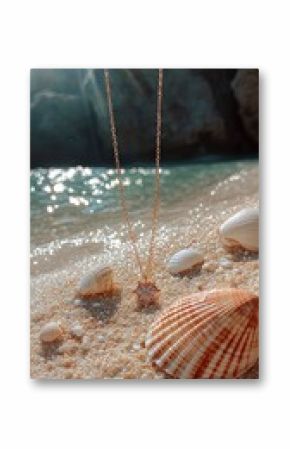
[31,160,258,246]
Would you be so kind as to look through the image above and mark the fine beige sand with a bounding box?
[30,163,259,379]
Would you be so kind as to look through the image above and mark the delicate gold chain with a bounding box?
[104,69,163,282]
[144,69,163,280]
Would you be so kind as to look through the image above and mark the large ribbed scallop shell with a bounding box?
[145,289,258,379]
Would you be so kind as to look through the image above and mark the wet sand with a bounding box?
[30,164,259,379]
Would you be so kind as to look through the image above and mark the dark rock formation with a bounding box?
[231,69,259,142]
[31,91,92,166]
[30,69,258,167]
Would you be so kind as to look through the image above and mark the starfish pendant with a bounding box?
[133,281,160,309]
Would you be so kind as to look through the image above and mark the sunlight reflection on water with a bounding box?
[31,160,258,247]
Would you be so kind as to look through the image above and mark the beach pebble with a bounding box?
[40,322,62,343]
[62,358,76,368]
[70,324,84,338]
[218,257,233,269]
[92,303,102,309]
[58,342,78,355]
[82,336,91,351]
[96,335,105,343]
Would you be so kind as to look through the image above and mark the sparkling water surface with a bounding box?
[31,160,258,248]
[30,159,259,277]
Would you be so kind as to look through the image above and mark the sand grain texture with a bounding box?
[31,163,259,379]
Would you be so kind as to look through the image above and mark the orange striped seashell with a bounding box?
[145,288,258,379]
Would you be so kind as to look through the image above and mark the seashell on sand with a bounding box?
[145,288,258,379]
[219,207,259,251]
[167,247,204,276]
[40,321,63,343]
[76,266,119,300]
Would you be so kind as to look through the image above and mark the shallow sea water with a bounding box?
[31,160,258,272]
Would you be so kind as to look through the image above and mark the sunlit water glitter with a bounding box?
[31,160,258,244]
[31,160,259,276]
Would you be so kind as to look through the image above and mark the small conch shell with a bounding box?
[76,266,117,299]
[219,207,259,251]
[145,288,258,379]
[167,247,204,275]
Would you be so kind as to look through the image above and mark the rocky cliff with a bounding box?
[30,69,258,167]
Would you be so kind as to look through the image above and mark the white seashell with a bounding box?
[40,321,62,343]
[167,247,204,275]
[76,266,115,299]
[145,288,259,379]
[219,207,259,251]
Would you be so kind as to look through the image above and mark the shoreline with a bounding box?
[31,163,259,379]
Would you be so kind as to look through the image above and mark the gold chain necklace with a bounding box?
[104,69,163,308]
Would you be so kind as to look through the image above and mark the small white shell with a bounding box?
[167,247,204,275]
[40,322,62,343]
[219,207,259,251]
[77,266,114,299]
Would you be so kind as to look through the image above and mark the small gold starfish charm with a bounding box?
[133,281,160,309]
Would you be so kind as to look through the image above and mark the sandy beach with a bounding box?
[30,161,259,379]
